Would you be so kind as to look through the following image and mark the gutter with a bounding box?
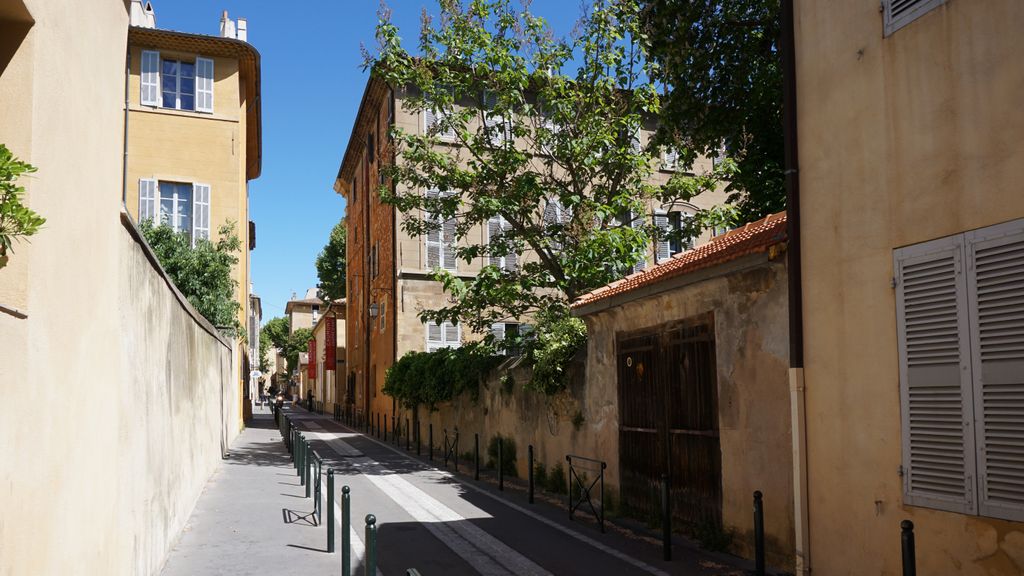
[781,0,810,573]
[122,47,130,208]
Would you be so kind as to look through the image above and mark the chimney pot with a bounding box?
[236,18,248,42]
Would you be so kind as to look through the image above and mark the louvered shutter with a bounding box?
[424,109,437,134]
[488,217,503,268]
[662,148,679,170]
[442,212,457,271]
[139,178,158,222]
[192,183,210,241]
[630,127,642,153]
[444,321,461,348]
[195,57,214,113]
[503,219,517,270]
[654,212,671,262]
[424,188,441,269]
[966,220,1024,521]
[895,236,976,514]
[427,322,443,352]
[141,51,160,106]
[632,210,646,273]
[884,0,946,36]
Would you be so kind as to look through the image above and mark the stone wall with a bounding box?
[0,2,240,573]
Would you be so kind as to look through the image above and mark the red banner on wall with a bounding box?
[307,338,316,380]
[325,316,337,371]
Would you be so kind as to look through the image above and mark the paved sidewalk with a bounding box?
[161,404,756,576]
[160,407,338,576]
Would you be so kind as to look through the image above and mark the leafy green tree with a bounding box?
[366,0,728,339]
[139,220,242,336]
[641,0,784,221]
[261,316,290,350]
[283,327,313,374]
[258,331,272,374]
[315,219,347,301]
[0,144,44,268]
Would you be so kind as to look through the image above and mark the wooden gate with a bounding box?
[617,314,722,527]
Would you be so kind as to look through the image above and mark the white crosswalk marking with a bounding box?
[305,421,551,576]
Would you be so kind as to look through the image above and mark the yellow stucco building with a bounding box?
[792,0,1024,574]
[124,4,262,419]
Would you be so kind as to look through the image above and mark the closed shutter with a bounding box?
[424,188,441,269]
[491,323,505,343]
[895,236,976,514]
[444,321,461,348]
[141,51,160,106]
[654,212,671,262]
[427,322,443,352]
[504,218,517,271]
[192,183,210,241]
[488,217,503,268]
[195,57,214,113]
[630,127,642,153]
[662,148,679,170]
[632,210,646,273]
[884,0,946,36]
[442,212,457,271]
[966,220,1024,521]
[139,178,158,223]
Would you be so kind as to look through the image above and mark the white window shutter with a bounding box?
[442,215,458,271]
[192,183,211,241]
[630,126,642,153]
[427,322,442,352]
[424,109,436,134]
[654,212,671,262]
[424,188,441,269]
[503,218,517,271]
[196,57,214,113]
[488,217,503,268]
[139,178,158,222]
[140,50,160,106]
[895,236,976,515]
[965,220,1024,521]
[632,210,646,273]
[444,321,460,348]
[662,148,678,170]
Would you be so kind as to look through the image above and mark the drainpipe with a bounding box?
[781,0,809,574]
[122,48,131,209]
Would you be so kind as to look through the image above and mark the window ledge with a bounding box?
[129,104,236,123]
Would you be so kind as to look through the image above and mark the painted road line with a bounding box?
[322,417,672,576]
[306,421,550,576]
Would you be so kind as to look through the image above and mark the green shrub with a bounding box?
[547,462,567,494]
[383,342,501,409]
[525,309,587,394]
[485,434,517,477]
[0,144,43,268]
[533,462,548,490]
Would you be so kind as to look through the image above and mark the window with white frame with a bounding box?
[140,50,213,113]
[483,91,511,146]
[312,305,320,324]
[662,147,680,171]
[138,179,210,241]
[491,322,520,355]
[424,188,457,271]
[654,209,695,261]
[487,215,517,271]
[542,198,570,251]
[426,321,461,352]
[894,218,1024,522]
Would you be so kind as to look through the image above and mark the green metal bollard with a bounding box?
[365,514,377,576]
[305,443,312,498]
[298,435,305,482]
[327,470,335,553]
[342,486,351,576]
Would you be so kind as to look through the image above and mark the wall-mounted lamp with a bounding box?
[368,302,379,318]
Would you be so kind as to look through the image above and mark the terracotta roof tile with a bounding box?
[572,211,787,310]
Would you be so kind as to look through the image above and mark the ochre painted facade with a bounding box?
[795,0,1024,574]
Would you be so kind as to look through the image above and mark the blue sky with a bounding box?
[156,1,582,322]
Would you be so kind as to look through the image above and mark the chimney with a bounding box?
[236,18,248,42]
[219,10,236,39]
[130,0,156,28]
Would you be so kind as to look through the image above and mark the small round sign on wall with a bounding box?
[626,356,633,367]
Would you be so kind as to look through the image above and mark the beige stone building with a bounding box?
[285,288,323,333]
[310,299,347,408]
[334,75,729,420]
[0,1,240,573]
[791,0,1024,574]
[124,3,261,419]
[573,213,792,570]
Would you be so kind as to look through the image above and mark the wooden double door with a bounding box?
[617,314,722,527]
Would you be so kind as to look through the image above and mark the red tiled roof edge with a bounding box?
[572,211,788,310]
